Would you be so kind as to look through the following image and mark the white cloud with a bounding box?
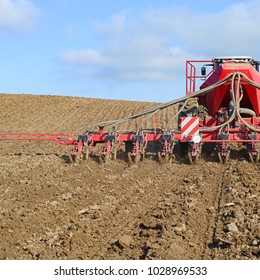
[61,13,191,81]
[61,49,103,65]
[144,1,260,56]
[94,12,126,38]
[0,0,39,30]
[60,0,260,82]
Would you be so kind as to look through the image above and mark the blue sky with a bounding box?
[1,0,260,102]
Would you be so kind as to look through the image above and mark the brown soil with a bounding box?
[0,93,259,260]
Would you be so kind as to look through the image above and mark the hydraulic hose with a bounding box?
[232,73,260,133]
[239,108,256,117]
[84,71,260,135]
[84,73,233,132]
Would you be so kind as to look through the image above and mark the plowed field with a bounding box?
[0,94,259,260]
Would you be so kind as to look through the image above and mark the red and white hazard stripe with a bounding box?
[181,117,199,140]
